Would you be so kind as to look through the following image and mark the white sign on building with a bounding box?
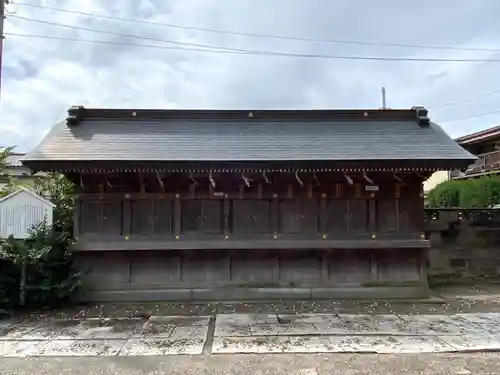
[0,187,55,239]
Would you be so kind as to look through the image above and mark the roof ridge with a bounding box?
[65,105,431,126]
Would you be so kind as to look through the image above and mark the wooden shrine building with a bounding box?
[22,106,475,301]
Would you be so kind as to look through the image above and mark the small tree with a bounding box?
[0,231,51,306]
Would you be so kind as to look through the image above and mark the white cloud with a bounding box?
[1,0,500,150]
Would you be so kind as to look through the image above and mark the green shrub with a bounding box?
[427,176,500,208]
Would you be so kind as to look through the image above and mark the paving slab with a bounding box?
[336,314,375,333]
[457,313,500,336]
[147,316,210,326]
[0,320,44,340]
[75,318,144,340]
[212,335,455,354]
[276,313,340,325]
[250,323,320,336]
[316,314,413,335]
[397,314,475,335]
[120,337,206,355]
[214,323,251,337]
[216,313,278,325]
[439,334,500,351]
[131,319,175,338]
[0,340,48,357]
[0,320,15,330]
[371,314,413,334]
[169,326,209,340]
[36,339,126,357]
[1,318,145,341]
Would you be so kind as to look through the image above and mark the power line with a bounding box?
[8,14,249,53]
[439,108,500,122]
[11,1,500,54]
[432,87,500,109]
[7,32,500,63]
[7,17,500,63]
[3,32,265,54]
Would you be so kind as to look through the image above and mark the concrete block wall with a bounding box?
[425,209,500,280]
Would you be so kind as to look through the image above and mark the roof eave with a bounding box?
[455,126,500,145]
[21,158,476,174]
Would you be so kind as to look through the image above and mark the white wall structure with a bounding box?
[0,187,55,239]
[423,171,450,194]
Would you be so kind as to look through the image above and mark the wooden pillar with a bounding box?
[271,194,280,234]
[122,198,131,238]
[369,197,377,233]
[223,196,230,236]
[174,194,182,236]
[319,193,328,234]
[73,197,81,239]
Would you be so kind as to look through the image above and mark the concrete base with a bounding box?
[78,286,429,303]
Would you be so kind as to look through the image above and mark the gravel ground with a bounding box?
[2,353,500,375]
[11,283,500,322]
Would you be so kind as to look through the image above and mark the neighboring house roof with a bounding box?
[0,186,55,207]
[2,152,46,178]
[23,106,475,165]
[454,125,500,145]
[5,153,26,167]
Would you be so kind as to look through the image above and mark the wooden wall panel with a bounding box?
[80,201,101,235]
[131,200,152,235]
[377,184,398,234]
[327,199,349,235]
[102,202,122,235]
[153,200,173,235]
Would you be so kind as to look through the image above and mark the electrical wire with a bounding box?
[6,17,500,63]
[439,108,500,122]
[11,1,500,54]
[432,87,500,109]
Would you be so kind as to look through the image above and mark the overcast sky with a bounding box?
[2,0,500,152]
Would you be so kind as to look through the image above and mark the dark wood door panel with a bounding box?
[252,200,271,234]
[351,199,369,233]
[327,199,349,234]
[131,200,152,235]
[377,199,398,233]
[154,200,173,235]
[80,201,101,235]
[279,200,300,234]
[102,201,122,235]
[233,200,255,234]
[202,200,222,234]
[181,200,203,234]
[299,199,319,234]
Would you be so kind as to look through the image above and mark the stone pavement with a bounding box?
[2,312,500,357]
[0,316,210,357]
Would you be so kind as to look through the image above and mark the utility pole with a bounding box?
[381,86,387,109]
[0,0,6,100]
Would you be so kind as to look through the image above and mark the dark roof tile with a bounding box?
[23,108,475,164]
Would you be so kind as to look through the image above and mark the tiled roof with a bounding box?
[23,107,475,164]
